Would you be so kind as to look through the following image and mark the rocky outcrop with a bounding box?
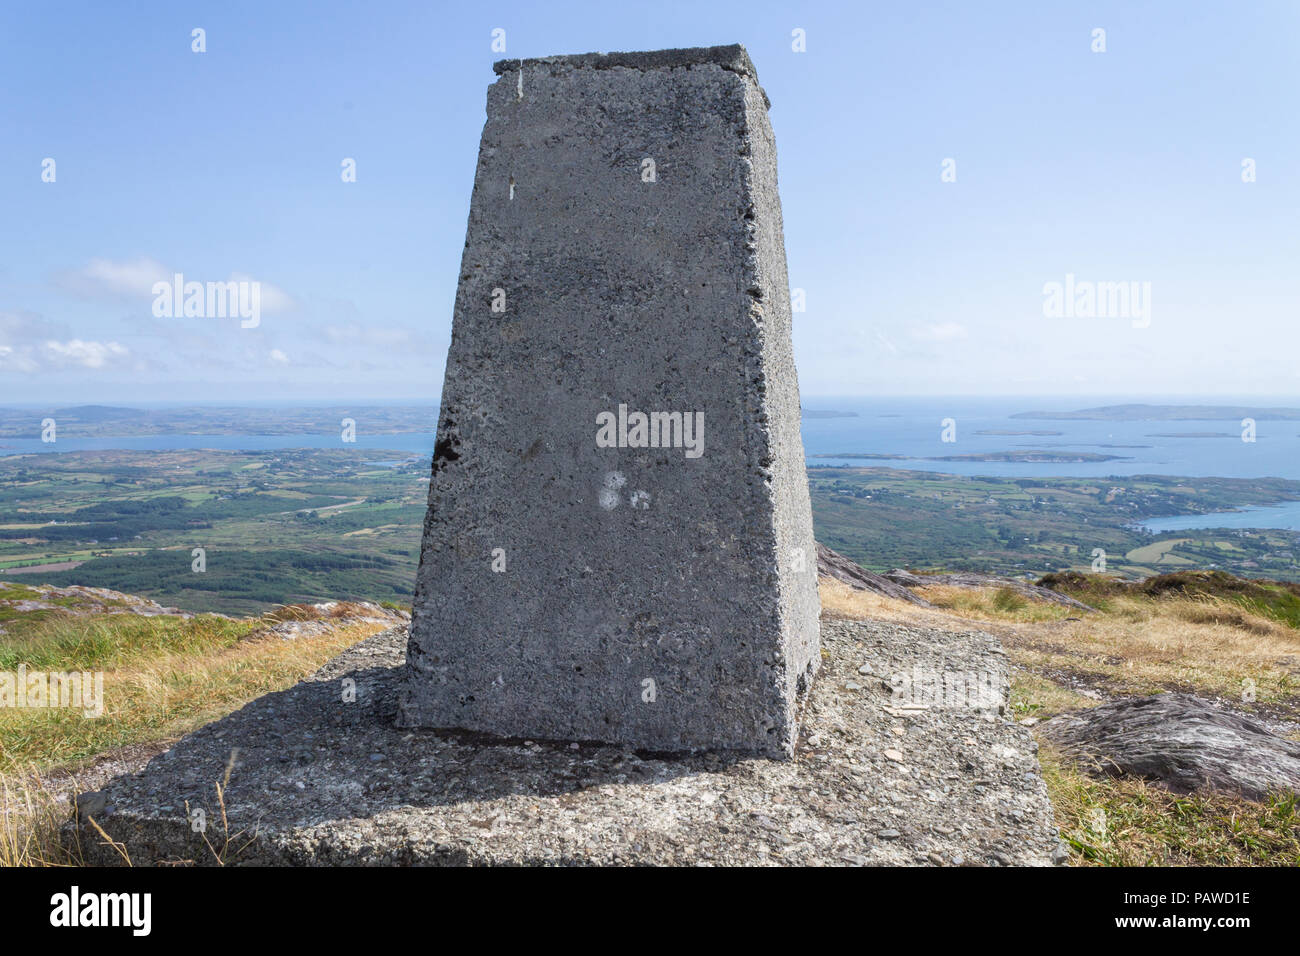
[241,601,409,642]
[1,584,192,618]
[816,543,933,607]
[815,544,1093,612]
[1041,693,1300,801]
[883,569,1095,612]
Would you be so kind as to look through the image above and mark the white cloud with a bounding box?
[269,348,289,365]
[55,258,296,313]
[41,339,130,368]
[0,311,132,373]
[56,257,170,300]
[0,343,38,373]
[229,273,296,313]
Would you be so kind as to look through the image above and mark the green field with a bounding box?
[809,467,1300,581]
[2,450,1299,614]
[0,448,427,615]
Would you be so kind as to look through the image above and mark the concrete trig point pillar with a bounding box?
[399,44,820,757]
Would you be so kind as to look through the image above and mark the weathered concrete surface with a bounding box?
[70,620,1063,866]
[1042,693,1300,801]
[401,45,820,756]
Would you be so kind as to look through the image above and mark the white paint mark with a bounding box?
[599,471,626,510]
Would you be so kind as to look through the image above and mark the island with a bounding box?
[975,429,1064,436]
[928,450,1127,463]
[811,450,1128,464]
[1012,404,1300,422]
[800,408,860,419]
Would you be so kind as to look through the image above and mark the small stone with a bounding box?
[884,749,904,762]
[75,791,107,818]
[890,725,906,736]
[844,681,862,691]
[806,734,823,747]
[877,829,901,840]
[857,663,873,675]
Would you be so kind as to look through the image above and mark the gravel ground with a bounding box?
[72,620,1065,866]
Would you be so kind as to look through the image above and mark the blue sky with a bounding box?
[2,0,1296,403]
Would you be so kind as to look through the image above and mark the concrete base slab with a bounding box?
[71,621,1062,866]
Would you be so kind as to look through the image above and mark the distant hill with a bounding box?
[53,405,149,421]
[801,408,859,419]
[1013,404,1300,422]
[0,404,438,438]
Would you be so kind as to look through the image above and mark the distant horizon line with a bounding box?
[4,394,1300,410]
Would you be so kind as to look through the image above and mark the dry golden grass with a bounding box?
[828,575,1300,865]
[0,760,85,867]
[260,600,382,623]
[916,585,1078,624]
[0,610,391,866]
[818,578,956,627]
[1009,671,1098,721]
[1037,741,1300,866]
[1006,593,1300,706]
[823,577,1300,709]
[1,620,386,770]
[821,578,1079,627]
[8,574,1299,868]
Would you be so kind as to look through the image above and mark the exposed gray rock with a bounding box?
[402,45,820,757]
[241,602,409,642]
[883,569,1095,612]
[69,620,1062,866]
[1041,693,1300,801]
[0,584,228,620]
[817,543,933,606]
[816,546,1092,612]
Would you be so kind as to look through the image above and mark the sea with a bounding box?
[3,396,1297,531]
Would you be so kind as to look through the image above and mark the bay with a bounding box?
[4,396,1298,530]
[1142,502,1300,533]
